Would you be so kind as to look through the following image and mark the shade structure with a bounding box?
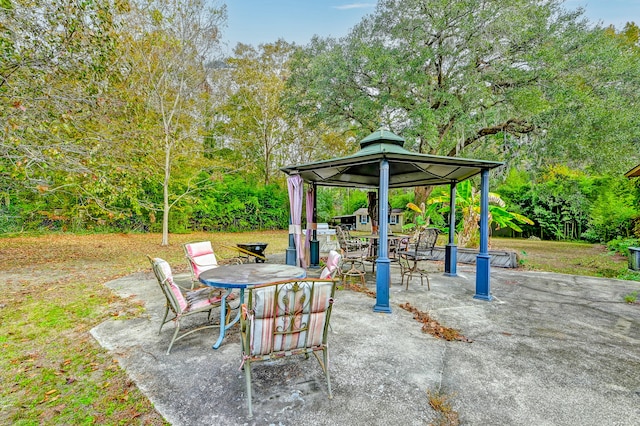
[281,129,503,189]
[281,128,503,312]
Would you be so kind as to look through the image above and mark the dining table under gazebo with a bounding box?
[281,128,503,313]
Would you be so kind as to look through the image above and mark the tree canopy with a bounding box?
[286,0,640,176]
[1,0,639,245]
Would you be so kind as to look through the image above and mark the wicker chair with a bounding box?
[147,256,230,354]
[240,278,336,418]
[398,227,439,290]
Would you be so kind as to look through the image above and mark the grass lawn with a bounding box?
[490,237,640,279]
[0,231,636,424]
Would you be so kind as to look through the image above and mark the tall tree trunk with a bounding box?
[162,142,171,246]
[414,185,434,206]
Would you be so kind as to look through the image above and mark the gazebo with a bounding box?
[281,128,503,313]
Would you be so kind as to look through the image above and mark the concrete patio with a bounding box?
[91,255,640,425]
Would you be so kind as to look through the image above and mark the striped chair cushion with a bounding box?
[154,258,188,312]
[185,287,223,311]
[185,241,218,277]
[249,281,333,356]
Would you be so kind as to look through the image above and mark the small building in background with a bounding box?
[330,214,357,230]
[336,207,404,233]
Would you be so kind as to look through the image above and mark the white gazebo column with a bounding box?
[373,159,391,313]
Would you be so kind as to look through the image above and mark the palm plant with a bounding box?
[428,180,533,248]
[402,201,443,239]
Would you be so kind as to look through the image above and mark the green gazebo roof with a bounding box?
[281,128,503,188]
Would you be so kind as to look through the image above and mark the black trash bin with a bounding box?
[629,247,640,270]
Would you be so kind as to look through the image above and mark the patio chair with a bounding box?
[398,227,439,290]
[147,256,230,354]
[336,226,368,285]
[240,278,336,418]
[336,225,369,251]
[320,250,342,279]
[184,241,241,288]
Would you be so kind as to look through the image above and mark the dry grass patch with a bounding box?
[491,237,632,278]
[0,231,288,425]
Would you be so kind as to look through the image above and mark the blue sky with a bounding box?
[221,1,639,51]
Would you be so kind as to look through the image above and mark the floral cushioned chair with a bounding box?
[147,256,231,354]
[240,278,337,418]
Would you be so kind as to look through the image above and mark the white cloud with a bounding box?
[334,3,376,10]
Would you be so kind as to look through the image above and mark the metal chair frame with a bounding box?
[240,278,336,418]
[147,255,230,354]
[398,228,439,290]
[336,226,368,285]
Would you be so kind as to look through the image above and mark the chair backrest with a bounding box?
[148,256,188,314]
[320,250,342,279]
[244,279,336,357]
[184,241,218,279]
[336,225,359,251]
[415,227,439,255]
[342,225,354,240]
[335,226,348,251]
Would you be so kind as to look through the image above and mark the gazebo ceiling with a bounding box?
[281,128,503,188]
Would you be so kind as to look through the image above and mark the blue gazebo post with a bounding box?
[474,169,492,300]
[286,216,297,266]
[444,181,458,276]
[373,159,392,313]
[309,183,320,267]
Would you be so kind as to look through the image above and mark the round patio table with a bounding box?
[199,263,306,349]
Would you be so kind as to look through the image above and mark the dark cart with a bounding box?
[236,243,268,263]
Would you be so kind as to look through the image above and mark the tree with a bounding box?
[429,180,533,248]
[211,41,294,185]
[0,0,125,228]
[211,40,351,186]
[288,0,576,152]
[527,23,640,175]
[287,0,640,200]
[118,0,226,245]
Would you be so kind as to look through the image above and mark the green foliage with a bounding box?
[189,175,288,232]
[587,179,638,242]
[605,237,640,256]
[497,166,640,243]
[402,201,444,233]
[389,190,415,210]
[623,291,638,303]
[428,180,532,247]
[1,0,640,249]
[340,189,368,216]
[316,188,337,222]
